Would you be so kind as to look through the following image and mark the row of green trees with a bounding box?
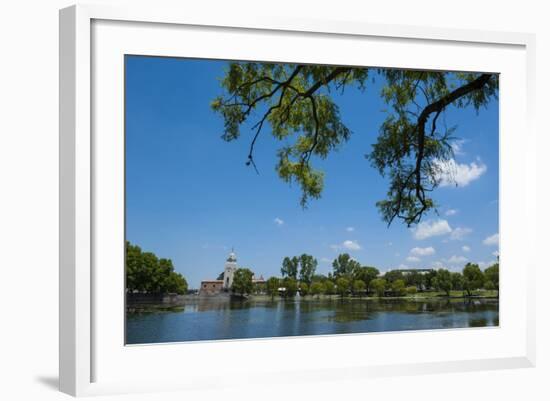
[366,263,499,297]
[124,243,498,299]
[234,253,499,299]
[126,242,188,295]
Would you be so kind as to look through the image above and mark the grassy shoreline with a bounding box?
[126,290,499,313]
[247,290,498,302]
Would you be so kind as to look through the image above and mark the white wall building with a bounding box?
[223,249,237,289]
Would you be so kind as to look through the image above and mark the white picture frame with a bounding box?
[59,3,536,397]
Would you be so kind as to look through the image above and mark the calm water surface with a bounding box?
[126,297,499,344]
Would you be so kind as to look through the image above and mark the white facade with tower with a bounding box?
[199,249,265,295]
[223,249,237,289]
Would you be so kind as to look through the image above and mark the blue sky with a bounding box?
[125,56,499,288]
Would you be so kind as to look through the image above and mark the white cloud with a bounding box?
[398,264,409,270]
[410,246,436,256]
[451,140,466,156]
[446,255,468,265]
[445,209,458,216]
[434,158,487,187]
[431,261,445,269]
[343,240,361,251]
[274,217,284,226]
[406,256,421,263]
[412,219,452,240]
[320,257,332,264]
[331,240,362,251]
[450,227,473,240]
[462,245,471,252]
[492,251,499,258]
[345,227,355,232]
[483,233,499,246]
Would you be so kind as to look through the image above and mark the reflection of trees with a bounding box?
[330,300,373,323]
[468,317,489,327]
[126,305,185,315]
[195,297,282,312]
[127,296,499,344]
[166,297,499,327]
[312,298,498,323]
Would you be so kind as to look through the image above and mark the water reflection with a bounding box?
[469,317,488,327]
[126,297,499,344]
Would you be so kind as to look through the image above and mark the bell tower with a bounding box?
[223,248,237,290]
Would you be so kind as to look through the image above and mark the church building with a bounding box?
[199,250,264,295]
[223,249,237,289]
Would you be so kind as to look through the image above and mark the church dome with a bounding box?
[226,250,237,262]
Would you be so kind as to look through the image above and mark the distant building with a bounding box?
[199,250,264,295]
[389,268,435,291]
[223,250,238,289]
[199,280,224,295]
[394,268,434,275]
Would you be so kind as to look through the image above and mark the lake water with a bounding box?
[126,297,499,344]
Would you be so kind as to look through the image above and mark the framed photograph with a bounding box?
[59,4,536,396]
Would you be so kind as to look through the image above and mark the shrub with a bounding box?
[405,286,417,295]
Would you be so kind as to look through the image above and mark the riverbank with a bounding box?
[126,292,228,312]
[245,290,498,302]
[127,290,498,313]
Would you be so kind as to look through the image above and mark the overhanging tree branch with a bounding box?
[244,66,351,172]
[213,63,497,226]
[391,73,493,226]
